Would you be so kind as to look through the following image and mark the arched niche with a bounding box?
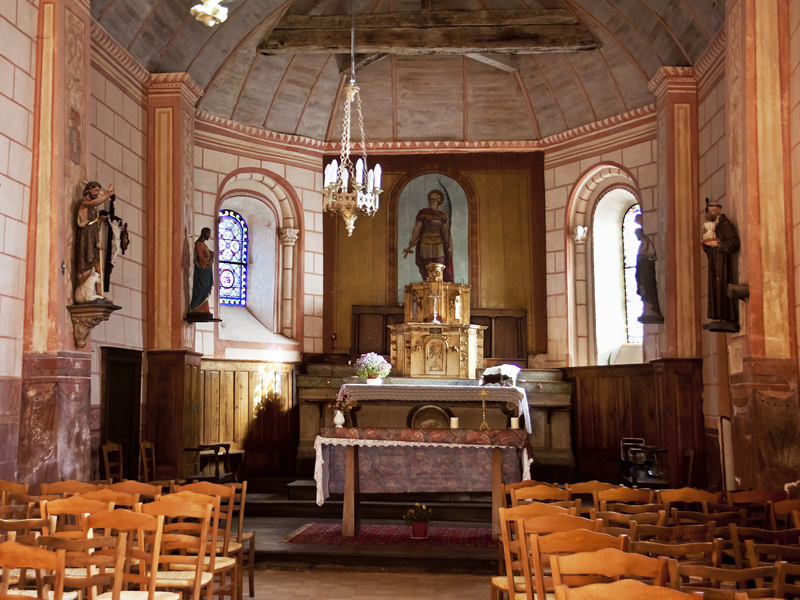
[387,166,480,306]
[566,164,645,366]
[212,169,304,346]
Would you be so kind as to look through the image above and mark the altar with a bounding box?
[313,427,532,537]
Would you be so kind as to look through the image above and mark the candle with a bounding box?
[510,417,520,430]
[450,417,459,429]
[356,158,364,184]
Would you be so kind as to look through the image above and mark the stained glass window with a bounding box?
[622,204,643,344]
[218,210,248,306]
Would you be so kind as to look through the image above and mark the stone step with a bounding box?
[477,368,565,382]
[527,392,572,408]
[296,375,345,388]
[305,364,355,376]
[297,387,339,401]
[518,380,572,395]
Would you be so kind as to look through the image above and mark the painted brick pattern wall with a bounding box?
[543,140,658,367]
[698,76,727,424]
[0,0,37,380]
[192,145,323,357]
[0,0,37,479]
[87,41,148,475]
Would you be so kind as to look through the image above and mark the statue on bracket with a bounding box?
[403,186,453,282]
[701,198,741,332]
[186,227,220,322]
[634,213,664,324]
[75,181,114,302]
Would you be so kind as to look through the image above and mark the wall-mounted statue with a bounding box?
[403,188,453,282]
[187,227,214,319]
[75,181,114,302]
[634,213,663,323]
[701,198,741,332]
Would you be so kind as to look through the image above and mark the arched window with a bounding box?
[218,209,249,306]
[622,204,643,344]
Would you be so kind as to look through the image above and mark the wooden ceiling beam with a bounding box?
[257,9,600,55]
[338,53,389,74]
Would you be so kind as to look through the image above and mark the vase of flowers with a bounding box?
[354,352,392,385]
[327,394,354,428]
[404,503,432,539]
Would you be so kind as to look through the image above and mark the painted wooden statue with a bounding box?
[403,189,454,282]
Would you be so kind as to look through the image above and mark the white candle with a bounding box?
[356,158,364,184]
[342,168,349,190]
[450,417,459,429]
[374,164,382,189]
[510,417,520,430]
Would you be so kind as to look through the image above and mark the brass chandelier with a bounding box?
[321,10,382,236]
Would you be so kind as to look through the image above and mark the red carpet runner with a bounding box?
[285,523,496,547]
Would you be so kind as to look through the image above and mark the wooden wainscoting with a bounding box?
[199,360,297,477]
[351,305,527,365]
[562,359,705,489]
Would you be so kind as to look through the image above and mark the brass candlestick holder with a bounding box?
[479,387,489,431]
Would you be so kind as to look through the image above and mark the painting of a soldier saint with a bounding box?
[397,174,468,303]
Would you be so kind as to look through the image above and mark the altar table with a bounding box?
[313,427,532,537]
[335,384,533,433]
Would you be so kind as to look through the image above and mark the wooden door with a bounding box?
[101,347,143,480]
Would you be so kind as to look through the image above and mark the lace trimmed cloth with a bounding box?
[314,427,533,505]
[335,383,532,433]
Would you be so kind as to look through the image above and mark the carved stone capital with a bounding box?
[279,227,300,246]
[67,301,122,348]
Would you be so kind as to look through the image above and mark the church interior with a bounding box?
[1,0,800,596]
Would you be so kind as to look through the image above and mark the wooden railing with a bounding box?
[199,359,297,477]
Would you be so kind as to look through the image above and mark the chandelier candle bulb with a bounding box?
[356,158,364,184]
[450,417,459,429]
[375,164,382,190]
[367,170,374,192]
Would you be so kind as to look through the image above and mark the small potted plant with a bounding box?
[327,394,354,428]
[403,503,432,539]
[354,352,392,385]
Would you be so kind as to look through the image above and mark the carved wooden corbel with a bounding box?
[66,301,122,348]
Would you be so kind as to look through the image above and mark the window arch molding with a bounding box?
[214,168,304,342]
[565,163,643,366]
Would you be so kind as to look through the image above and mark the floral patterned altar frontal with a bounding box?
[314,428,532,505]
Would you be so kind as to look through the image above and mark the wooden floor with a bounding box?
[246,516,497,574]
[251,565,490,599]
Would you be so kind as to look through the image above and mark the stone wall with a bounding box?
[0,0,38,479]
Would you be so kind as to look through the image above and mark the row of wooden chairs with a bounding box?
[0,479,256,599]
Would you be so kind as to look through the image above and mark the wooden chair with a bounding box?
[525,528,628,600]
[777,561,800,599]
[183,444,234,484]
[767,499,800,531]
[503,480,556,508]
[0,482,29,507]
[554,579,704,600]
[729,523,800,569]
[658,488,720,513]
[668,559,783,597]
[229,482,254,598]
[140,498,214,600]
[105,481,162,502]
[162,490,238,600]
[6,495,65,520]
[632,538,724,568]
[551,547,669,590]
[85,509,178,600]
[37,532,126,599]
[0,539,66,600]
[511,485,571,507]
[40,482,101,497]
[631,521,716,543]
[140,441,157,483]
[727,490,789,506]
[79,490,139,511]
[102,442,124,484]
[41,497,113,539]
[566,481,618,517]
[594,487,655,512]
[596,510,665,537]
[494,508,595,600]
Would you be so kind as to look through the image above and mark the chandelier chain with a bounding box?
[357,92,367,170]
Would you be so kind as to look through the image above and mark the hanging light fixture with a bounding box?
[321,6,382,236]
[190,0,228,26]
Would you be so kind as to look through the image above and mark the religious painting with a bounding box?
[397,174,468,304]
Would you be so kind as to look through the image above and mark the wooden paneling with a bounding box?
[563,359,705,488]
[350,305,527,362]
[199,360,297,477]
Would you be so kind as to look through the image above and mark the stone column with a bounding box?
[279,228,299,338]
[18,0,94,483]
[649,67,702,359]
[724,0,798,489]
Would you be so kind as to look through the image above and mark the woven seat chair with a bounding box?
[554,578,704,600]
[551,547,670,590]
[0,539,66,600]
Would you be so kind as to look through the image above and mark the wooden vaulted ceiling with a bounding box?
[91,0,724,142]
